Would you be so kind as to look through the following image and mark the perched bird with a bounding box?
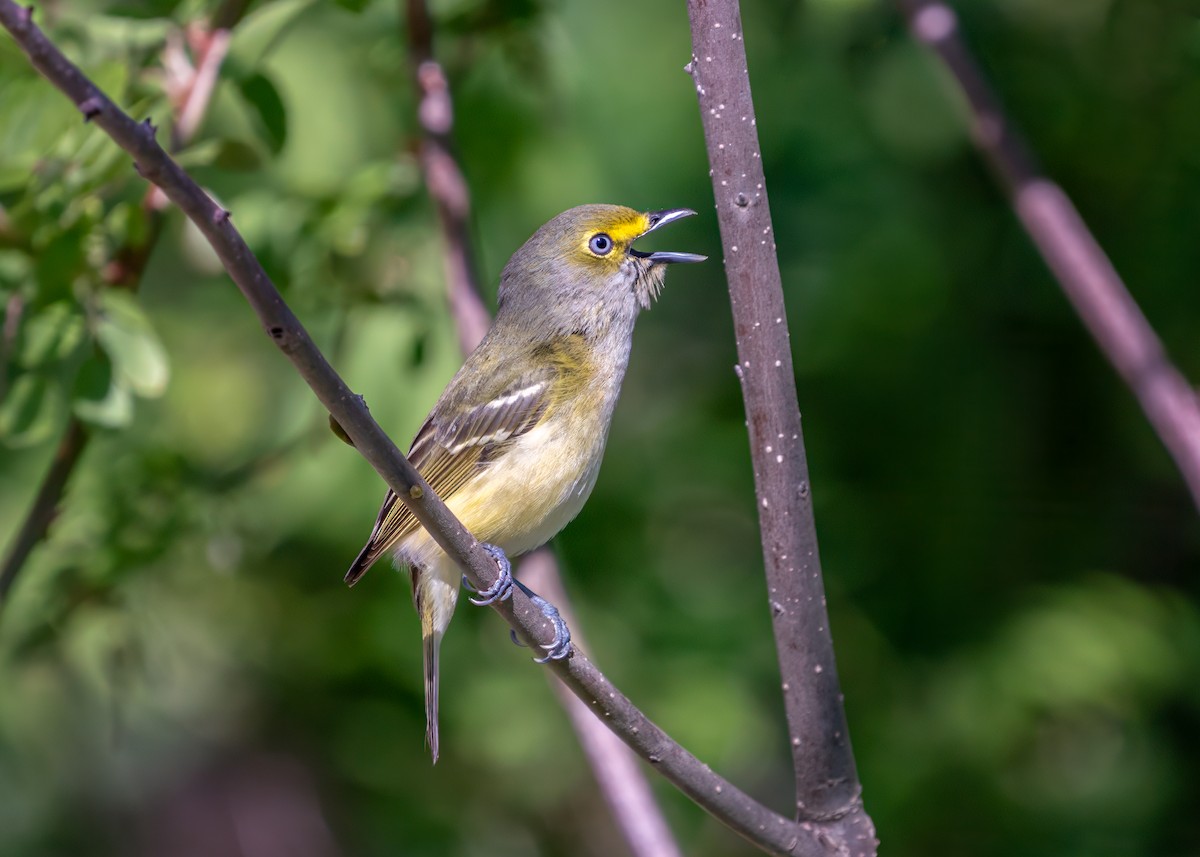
[345,204,704,761]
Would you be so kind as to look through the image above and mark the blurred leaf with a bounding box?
[33,225,88,305]
[87,1,184,22]
[72,349,133,428]
[0,79,81,192]
[237,73,288,154]
[74,373,134,428]
[0,372,64,446]
[0,252,32,289]
[63,15,175,55]
[94,291,169,398]
[226,0,318,77]
[212,139,266,171]
[343,158,421,204]
[16,301,86,368]
[103,200,149,251]
[174,137,227,169]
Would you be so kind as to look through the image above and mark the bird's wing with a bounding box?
[344,366,553,585]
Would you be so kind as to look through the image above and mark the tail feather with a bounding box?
[423,631,441,764]
[413,561,459,764]
[344,541,375,586]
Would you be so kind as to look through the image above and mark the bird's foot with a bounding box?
[510,580,571,663]
[462,543,514,606]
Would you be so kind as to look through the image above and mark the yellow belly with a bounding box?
[396,413,605,571]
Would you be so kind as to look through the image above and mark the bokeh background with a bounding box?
[3,0,1200,854]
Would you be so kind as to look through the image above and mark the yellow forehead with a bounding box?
[577,209,650,245]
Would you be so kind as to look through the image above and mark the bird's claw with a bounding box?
[462,543,514,606]
[512,580,571,663]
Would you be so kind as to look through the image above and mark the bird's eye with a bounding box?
[588,233,613,256]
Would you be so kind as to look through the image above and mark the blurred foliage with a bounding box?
[3,0,1200,855]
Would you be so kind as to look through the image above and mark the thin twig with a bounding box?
[405,0,490,354]
[0,419,88,603]
[172,28,231,159]
[687,1,875,853]
[0,291,24,404]
[402,7,681,851]
[897,0,1200,511]
[0,4,840,851]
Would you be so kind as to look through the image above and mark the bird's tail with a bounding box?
[413,560,460,764]
[423,629,442,763]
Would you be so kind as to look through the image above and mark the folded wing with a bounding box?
[344,372,552,585]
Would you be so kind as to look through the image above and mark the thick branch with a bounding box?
[898,0,1200,512]
[0,4,840,852]
[687,0,874,851]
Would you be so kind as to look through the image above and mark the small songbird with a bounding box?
[344,204,704,761]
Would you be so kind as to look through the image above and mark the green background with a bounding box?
[3,0,1200,854]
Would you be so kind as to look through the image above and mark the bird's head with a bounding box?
[497,204,706,335]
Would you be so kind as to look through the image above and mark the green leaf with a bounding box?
[213,139,266,171]
[226,0,319,77]
[72,349,112,403]
[174,138,227,169]
[17,302,87,368]
[0,372,64,447]
[238,73,288,154]
[103,201,150,251]
[94,291,169,398]
[99,0,186,21]
[0,79,82,192]
[73,351,133,428]
[0,252,33,289]
[33,226,88,305]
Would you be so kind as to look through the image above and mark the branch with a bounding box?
[897,0,1200,512]
[0,419,88,603]
[687,0,875,851]
[0,291,23,405]
[405,0,490,354]
[0,4,845,852]
[401,7,681,852]
[165,27,232,164]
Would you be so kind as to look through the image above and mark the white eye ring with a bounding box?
[589,233,613,255]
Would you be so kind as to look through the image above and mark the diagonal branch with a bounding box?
[0,4,847,852]
[897,0,1200,512]
[0,419,88,602]
[687,0,875,852]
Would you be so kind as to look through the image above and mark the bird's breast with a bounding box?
[468,387,614,556]
[398,333,631,567]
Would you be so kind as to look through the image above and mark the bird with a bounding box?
[344,204,704,761]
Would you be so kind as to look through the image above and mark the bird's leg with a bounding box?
[465,548,570,661]
[462,543,514,606]
[511,579,571,663]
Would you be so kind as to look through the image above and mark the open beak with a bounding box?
[630,208,707,264]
